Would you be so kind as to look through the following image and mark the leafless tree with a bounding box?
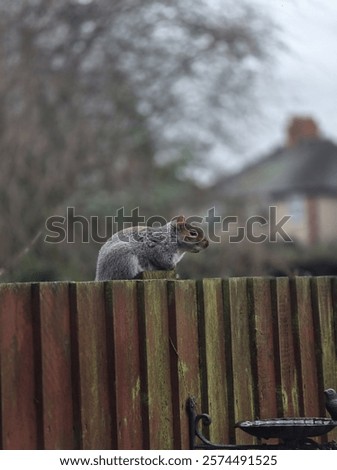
[0,0,276,280]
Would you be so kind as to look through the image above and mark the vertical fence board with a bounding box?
[167,280,200,449]
[332,278,337,356]
[312,277,337,440]
[200,279,229,444]
[292,277,320,417]
[311,277,337,443]
[272,277,299,417]
[333,278,337,444]
[311,278,337,394]
[138,280,174,449]
[228,278,255,445]
[249,278,278,420]
[71,282,111,449]
[109,281,143,450]
[0,284,38,449]
[38,283,74,449]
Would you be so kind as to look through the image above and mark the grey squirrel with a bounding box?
[95,215,209,280]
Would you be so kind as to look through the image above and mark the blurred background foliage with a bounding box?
[0,0,277,281]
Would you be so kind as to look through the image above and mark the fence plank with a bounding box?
[167,280,200,449]
[38,283,74,449]
[199,279,229,445]
[311,277,337,396]
[311,277,337,443]
[0,284,38,449]
[138,280,174,450]
[108,280,143,450]
[332,278,337,356]
[291,277,320,417]
[249,278,278,420]
[70,282,112,449]
[332,278,337,444]
[228,278,255,445]
[272,277,300,417]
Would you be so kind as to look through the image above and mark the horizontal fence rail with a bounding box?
[0,276,336,449]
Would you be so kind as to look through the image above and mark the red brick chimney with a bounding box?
[287,116,320,147]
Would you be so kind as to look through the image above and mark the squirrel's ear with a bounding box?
[171,215,186,227]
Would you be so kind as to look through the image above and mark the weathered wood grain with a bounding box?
[227,278,255,445]
[199,278,229,445]
[311,277,337,396]
[140,271,176,279]
[138,280,174,449]
[70,282,111,449]
[38,282,74,449]
[272,277,299,417]
[311,277,337,443]
[0,276,336,450]
[248,278,278,420]
[108,280,143,449]
[291,277,320,417]
[167,280,201,449]
[0,283,38,449]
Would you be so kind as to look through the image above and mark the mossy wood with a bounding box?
[0,275,336,450]
[227,277,255,445]
[108,280,143,449]
[272,277,300,417]
[38,282,74,449]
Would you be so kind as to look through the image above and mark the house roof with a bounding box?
[214,138,337,200]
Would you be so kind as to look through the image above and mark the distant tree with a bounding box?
[0,0,276,280]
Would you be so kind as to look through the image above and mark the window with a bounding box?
[288,194,305,223]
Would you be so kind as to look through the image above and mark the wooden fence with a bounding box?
[0,275,336,450]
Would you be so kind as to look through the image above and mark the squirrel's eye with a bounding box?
[189,229,198,237]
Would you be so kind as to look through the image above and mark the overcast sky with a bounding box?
[222,0,337,173]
